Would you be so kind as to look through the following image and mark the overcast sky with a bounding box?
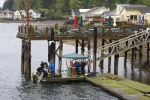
[0,0,4,7]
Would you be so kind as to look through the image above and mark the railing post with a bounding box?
[62,27,64,34]
[46,27,48,34]
[78,26,81,37]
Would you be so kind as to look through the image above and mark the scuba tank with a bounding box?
[32,72,38,83]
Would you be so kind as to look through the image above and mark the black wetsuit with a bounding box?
[37,67,48,77]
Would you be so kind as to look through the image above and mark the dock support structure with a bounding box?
[139,45,142,70]
[131,47,135,68]
[100,39,105,69]
[147,42,150,67]
[48,28,56,66]
[147,42,149,67]
[58,40,63,76]
[114,54,119,75]
[76,40,78,53]
[88,40,91,73]
[21,40,31,78]
[108,39,112,72]
[93,27,97,72]
[124,41,128,68]
[81,40,85,54]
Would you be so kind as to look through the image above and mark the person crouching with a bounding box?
[37,62,48,77]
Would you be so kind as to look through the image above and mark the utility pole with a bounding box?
[26,0,29,26]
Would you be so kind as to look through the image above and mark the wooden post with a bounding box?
[81,40,85,54]
[76,40,78,53]
[23,40,31,78]
[114,54,119,75]
[26,41,31,77]
[58,40,63,76]
[131,47,135,69]
[46,27,48,34]
[100,39,105,69]
[139,45,142,70]
[21,40,25,74]
[88,39,91,73]
[124,41,128,68]
[93,27,97,72]
[48,41,50,62]
[26,0,29,26]
[24,42,27,75]
[78,26,81,37]
[147,42,149,67]
[49,28,55,62]
[108,39,112,72]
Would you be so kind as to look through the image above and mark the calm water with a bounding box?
[1,23,150,100]
[0,23,119,100]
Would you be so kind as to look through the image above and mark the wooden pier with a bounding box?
[16,24,149,78]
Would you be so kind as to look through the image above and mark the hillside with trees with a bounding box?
[2,0,150,19]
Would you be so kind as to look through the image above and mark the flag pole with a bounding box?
[26,0,29,26]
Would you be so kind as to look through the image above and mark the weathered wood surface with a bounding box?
[41,76,85,82]
[86,74,150,100]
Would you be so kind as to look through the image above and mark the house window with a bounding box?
[130,15,133,20]
[133,15,137,20]
[130,15,137,20]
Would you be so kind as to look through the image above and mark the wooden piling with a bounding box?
[131,46,135,68]
[147,42,149,67]
[22,40,31,77]
[139,45,142,69]
[100,39,105,69]
[76,40,78,53]
[21,40,25,73]
[88,39,91,73]
[93,27,97,72]
[108,39,112,72]
[114,54,119,75]
[49,28,55,63]
[124,41,128,68]
[81,40,85,54]
[58,40,63,76]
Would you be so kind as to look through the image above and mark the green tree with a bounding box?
[3,0,14,10]
[69,0,83,9]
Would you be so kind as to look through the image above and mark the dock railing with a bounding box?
[83,28,150,62]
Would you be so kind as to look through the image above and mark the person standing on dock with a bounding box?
[74,59,80,75]
[81,60,86,75]
[49,61,55,77]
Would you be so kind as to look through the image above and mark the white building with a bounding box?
[29,9,41,19]
[14,10,26,19]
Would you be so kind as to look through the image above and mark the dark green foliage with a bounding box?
[3,0,14,10]
[3,0,150,18]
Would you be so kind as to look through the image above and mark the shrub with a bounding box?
[54,23,59,31]
[86,23,90,29]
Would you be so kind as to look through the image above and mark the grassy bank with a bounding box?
[86,74,150,100]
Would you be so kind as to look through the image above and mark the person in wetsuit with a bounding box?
[37,62,48,77]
